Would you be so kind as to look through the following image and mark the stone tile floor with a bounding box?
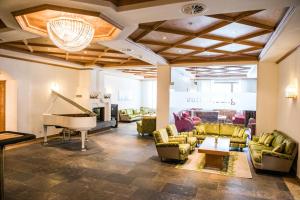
[3,123,300,200]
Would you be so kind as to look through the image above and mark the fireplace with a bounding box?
[92,107,104,122]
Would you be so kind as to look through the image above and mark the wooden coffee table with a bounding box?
[198,137,230,170]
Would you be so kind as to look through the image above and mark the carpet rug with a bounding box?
[176,150,252,179]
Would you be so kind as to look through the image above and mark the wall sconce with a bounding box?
[285,85,297,99]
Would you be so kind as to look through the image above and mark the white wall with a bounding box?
[276,47,300,178]
[256,62,278,134]
[103,73,142,110]
[0,57,80,137]
[141,80,157,109]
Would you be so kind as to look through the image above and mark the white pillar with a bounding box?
[256,62,278,135]
[156,65,171,129]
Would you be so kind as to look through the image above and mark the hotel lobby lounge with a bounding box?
[0,0,300,200]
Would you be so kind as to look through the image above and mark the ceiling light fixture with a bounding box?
[47,17,95,52]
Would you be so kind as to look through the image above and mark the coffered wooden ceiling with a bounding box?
[130,8,287,65]
[0,37,148,66]
[106,0,156,7]
[0,7,287,68]
[186,66,253,78]
[118,67,157,78]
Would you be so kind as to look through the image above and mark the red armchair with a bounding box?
[173,113,194,132]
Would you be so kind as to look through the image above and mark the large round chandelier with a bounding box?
[47,17,95,52]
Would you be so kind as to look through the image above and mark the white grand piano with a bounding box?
[43,90,97,151]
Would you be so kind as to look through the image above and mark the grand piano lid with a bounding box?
[49,90,96,117]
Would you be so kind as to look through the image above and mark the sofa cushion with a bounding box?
[258,133,270,144]
[153,129,169,143]
[205,123,219,135]
[250,144,273,152]
[273,143,286,153]
[126,109,133,115]
[232,127,240,137]
[230,137,246,144]
[133,109,140,114]
[264,135,275,147]
[251,150,262,163]
[179,144,190,155]
[271,134,286,148]
[187,137,197,146]
[195,125,206,134]
[220,124,235,136]
[283,139,296,155]
[238,128,246,138]
[166,124,179,136]
[194,134,206,140]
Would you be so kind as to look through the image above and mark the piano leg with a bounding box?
[43,125,48,145]
[81,131,87,151]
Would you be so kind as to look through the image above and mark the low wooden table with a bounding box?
[198,137,230,170]
[0,131,35,200]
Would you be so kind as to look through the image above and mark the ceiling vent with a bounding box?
[182,3,206,15]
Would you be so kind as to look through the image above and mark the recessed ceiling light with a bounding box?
[162,36,167,40]
[47,48,50,51]
[84,51,87,54]
[178,49,182,53]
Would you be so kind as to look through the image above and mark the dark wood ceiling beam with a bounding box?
[171,56,258,64]
[208,10,274,31]
[133,21,165,42]
[170,42,229,62]
[166,10,266,62]
[234,29,272,42]
[22,39,33,53]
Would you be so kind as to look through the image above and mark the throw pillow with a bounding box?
[258,133,270,144]
[238,128,245,138]
[232,127,240,137]
[196,125,206,134]
[264,135,275,146]
[272,143,286,153]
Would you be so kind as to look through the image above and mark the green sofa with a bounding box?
[119,107,155,122]
[153,128,190,162]
[119,109,142,122]
[136,116,156,136]
[166,124,197,151]
[194,123,249,150]
[249,130,298,172]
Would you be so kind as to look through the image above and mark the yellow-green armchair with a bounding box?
[136,116,156,136]
[153,129,190,162]
[166,124,197,151]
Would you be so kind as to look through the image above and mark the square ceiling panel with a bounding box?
[210,23,260,39]
[142,31,185,43]
[164,48,194,55]
[216,43,251,52]
[183,38,221,48]
[196,51,223,57]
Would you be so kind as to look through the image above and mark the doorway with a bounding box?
[0,81,5,131]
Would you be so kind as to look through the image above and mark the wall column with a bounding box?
[256,62,278,135]
[156,65,171,129]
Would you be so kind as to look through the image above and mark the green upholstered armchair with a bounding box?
[136,116,156,136]
[166,124,197,151]
[153,129,190,162]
